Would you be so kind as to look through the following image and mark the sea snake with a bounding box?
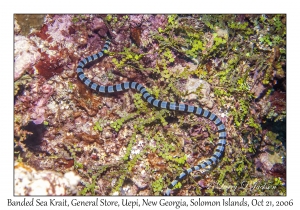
[76,39,226,196]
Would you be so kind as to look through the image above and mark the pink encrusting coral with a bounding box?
[91,17,108,38]
[129,15,144,28]
[31,84,54,124]
[46,15,74,45]
[16,81,54,125]
[32,15,78,79]
[14,35,41,81]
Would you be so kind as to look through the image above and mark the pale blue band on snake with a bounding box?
[76,40,227,196]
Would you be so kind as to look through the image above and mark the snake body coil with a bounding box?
[76,40,226,195]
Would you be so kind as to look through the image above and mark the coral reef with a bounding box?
[14,36,41,81]
[14,14,286,196]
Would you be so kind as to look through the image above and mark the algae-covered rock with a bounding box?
[182,78,214,109]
